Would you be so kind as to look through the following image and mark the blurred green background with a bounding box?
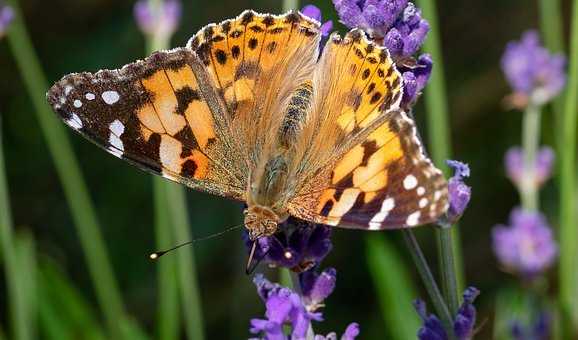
[0,0,574,339]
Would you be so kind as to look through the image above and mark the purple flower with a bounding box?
[250,274,359,340]
[134,0,181,39]
[301,5,333,37]
[415,287,480,340]
[400,53,433,107]
[244,218,332,271]
[333,0,407,39]
[446,160,471,224]
[492,208,558,277]
[384,3,429,57]
[300,267,336,309]
[0,2,14,39]
[501,30,566,106]
[505,146,555,190]
[333,1,428,57]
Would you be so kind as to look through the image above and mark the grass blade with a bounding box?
[153,178,180,340]
[0,118,33,340]
[365,235,421,340]
[165,183,205,340]
[5,2,127,336]
[559,0,578,332]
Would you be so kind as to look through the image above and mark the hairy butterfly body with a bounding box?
[47,10,448,240]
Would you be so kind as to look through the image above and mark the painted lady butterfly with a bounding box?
[47,10,448,240]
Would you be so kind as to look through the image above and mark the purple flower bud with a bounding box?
[504,146,555,189]
[134,0,181,39]
[400,53,433,107]
[244,218,333,271]
[301,5,333,37]
[414,299,448,340]
[446,160,472,224]
[492,208,558,277]
[415,287,480,340]
[454,287,480,339]
[300,267,337,308]
[0,3,14,39]
[501,30,566,106]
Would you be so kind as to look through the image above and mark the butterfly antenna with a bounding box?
[149,223,243,260]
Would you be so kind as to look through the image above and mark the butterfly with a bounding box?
[47,10,448,241]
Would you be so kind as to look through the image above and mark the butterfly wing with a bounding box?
[288,30,448,229]
[187,10,321,166]
[47,48,246,199]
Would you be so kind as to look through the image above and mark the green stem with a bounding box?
[520,103,541,211]
[415,0,465,295]
[437,225,460,315]
[560,0,578,332]
[165,184,205,340]
[5,1,126,337]
[402,230,454,338]
[0,117,31,340]
[153,178,180,340]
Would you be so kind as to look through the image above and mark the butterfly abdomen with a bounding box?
[278,82,312,149]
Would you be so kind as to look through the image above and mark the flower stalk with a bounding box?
[402,229,454,337]
[520,103,541,211]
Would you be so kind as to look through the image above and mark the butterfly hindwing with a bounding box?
[47,48,246,199]
[288,30,447,229]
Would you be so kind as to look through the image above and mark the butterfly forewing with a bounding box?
[47,48,245,200]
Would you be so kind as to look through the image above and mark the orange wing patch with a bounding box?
[289,111,448,230]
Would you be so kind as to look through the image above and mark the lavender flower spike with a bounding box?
[250,274,359,340]
[134,0,181,40]
[505,146,554,190]
[492,208,558,277]
[333,0,408,39]
[0,2,14,39]
[446,160,472,224]
[301,5,333,37]
[501,30,566,106]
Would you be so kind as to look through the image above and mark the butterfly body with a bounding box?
[47,10,449,238]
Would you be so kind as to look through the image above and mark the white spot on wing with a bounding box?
[102,90,120,105]
[403,175,418,190]
[417,187,425,196]
[108,119,125,157]
[85,93,95,100]
[64,85,73,95]
[406,211,421,226]
[73,99,82,108]
[66,113,83,130]
[419,198,428,208]
[434,190,442,201]
[369,198,395,230]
